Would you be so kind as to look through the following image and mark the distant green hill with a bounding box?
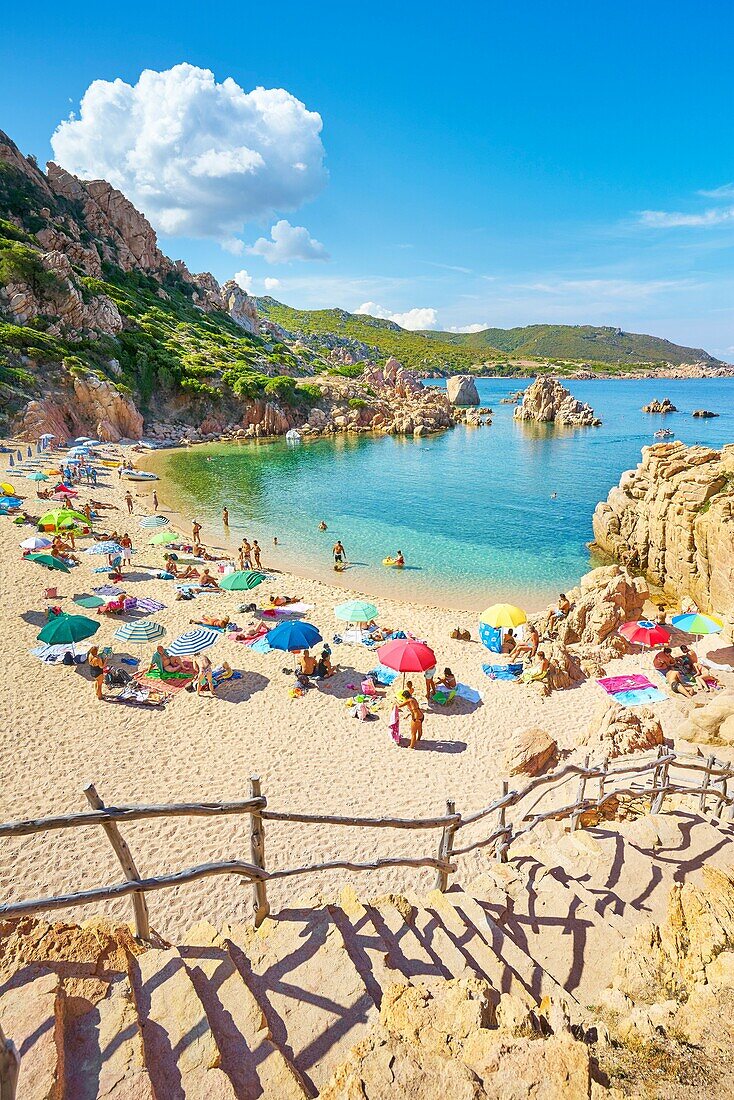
[257,299,721,373]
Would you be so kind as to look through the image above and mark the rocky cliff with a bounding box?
[592,442,734,622]
[514,377,601,426]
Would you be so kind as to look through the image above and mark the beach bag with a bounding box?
[105,667,132,687]
[353,702,369,721]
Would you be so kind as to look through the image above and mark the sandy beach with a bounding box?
[1,443,732,939]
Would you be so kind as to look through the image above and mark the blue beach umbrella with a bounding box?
[168,627,220,657]
[115,620,166,644]
[266,620,322,652]
[8,455,14,467]
[85,541,124,556]
[27,471,49,482]
[139,515,169,528]
[0,496,21,508]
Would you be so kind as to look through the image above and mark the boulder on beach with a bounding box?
[506,727,558,775]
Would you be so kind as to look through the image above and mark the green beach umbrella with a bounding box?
[219,570,267,591]
[27,471,49,482]
[38,613,99,647]
[334,598,379,622]
[114,620,166,644]
[149,530,179,545]
[39,508,89,531]
[26,553,71,573]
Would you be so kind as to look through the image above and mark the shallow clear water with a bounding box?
[148,378,733,610]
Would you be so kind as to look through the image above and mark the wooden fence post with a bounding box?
[699,755,715,814]
[652,752,671,814]
[496,781,509,863]
[83,783,150,942]
[249,777,270,926]
[597,757,609,818]
[434,799,455,892]
[571,756,590,831]
[712,757,728,821]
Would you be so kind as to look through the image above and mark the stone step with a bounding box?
[224,904,380,1096]
[444,884,577,1005]
[178,921,309,1100]
[369,895,455,984]
[0,966,61,1100]
[406,892,497,983]
[131,946,238,1100]
[61,974,153,1100]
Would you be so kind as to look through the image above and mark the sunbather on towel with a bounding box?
[653,647,695,697]
[149,645,194,674]
[509,624,539,662]
[269,594,302,606]
[436,667,457,691]
[235,623,267,641]
[677,645,717,692]
[518,651,550,684]
[198,568,219,589]
[189,615,230,629]
[98,593,127,615]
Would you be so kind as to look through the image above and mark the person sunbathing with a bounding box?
[198,569,219,589]
[179,565,200,580]
[189,615,230,629]
[314,649,338,678]
[269,594,301,606]
[149,645,193,674]
[300,650,318,676]
[518,651,550,684]
[501,628,516,654]
[164,555,179,576]
[98,593,127,615]
[544,594,571,635]
[509,624,540,662]
[234,623,267,641]
[436,667,457,691]
[676,645,712,692]
[653,647,695,697]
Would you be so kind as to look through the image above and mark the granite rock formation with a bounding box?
[642,397,677,414]
[581,700,664,759]
[446,375,480,406]
[514,377,601,427]
[592,442,734,622]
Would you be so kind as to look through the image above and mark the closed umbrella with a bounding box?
[220,570,267,591]
[619,620,670,649]
[115,620,166,645]
[377,638,436,674]
[26,553,71,573]
[20,536,53,551]
[168,628,220,657]
[37,613,99,651]
[7,454,14,466]
[27,446,32,458]
[335,599,378,622]
[16,450,22,461]
[671,612,723,638]
[479,603,527,629]
[266,620,322,652]
[139,515,169,528]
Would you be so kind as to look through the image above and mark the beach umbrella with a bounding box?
[168,627,220,657]
[619,620,670,649]
[266,620,322,652]
[114,620,166,645]
[0,482,15,495]
[39,509,89,530]
[38,612,99,650]
[479,603,527,629]
[334,598,379,622]
[377,638,436,673]
[27,446,32,458]
[0,496,21,508]
[671,612,724,638]
[139,515,169,528]
[26,553,71,573]
[52,491,79,502]
[27,472,49,482]
[219,570,267,591]
[74,436,92,443]
[73,595,106,609]
[40,433,55,441]
[36,441,41,453]
[149,530,179,545]
[20,536,53,551]
[85,541,123,556]
[7,454,13,467]
[16,450,22,461]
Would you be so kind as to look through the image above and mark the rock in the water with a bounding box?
[581,700,663,758]
[447,376,480,406]
[592,441,734,623]
[514,377,601,427]
[642,397,677,413]
[692,408,719,418]
[506,727,558,775]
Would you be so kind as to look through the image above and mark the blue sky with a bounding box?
[2,0,733,355]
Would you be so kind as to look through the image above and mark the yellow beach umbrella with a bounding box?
[0,482,15,495]
[479,603,527,629]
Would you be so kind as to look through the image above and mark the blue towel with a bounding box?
[479,623,502,653]
[482,663,523,681]
[613,687,667,706]
[250,637,272,654]
[368,663,398,685]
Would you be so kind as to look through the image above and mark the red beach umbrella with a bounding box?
[619,620,670,649]
[377,638,437,673]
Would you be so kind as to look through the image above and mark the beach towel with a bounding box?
[482,663,523,681]
[271,601,314,615]
[455,683,483,704]
[368,663,398,686]
[134,597,167,614]
[249,636,273,654]
[30,643,90,664]
[702,655,734,673]
[234,625,270,647]
[92,585,123,596]
[133,670,195,695]
[598,674,667,706]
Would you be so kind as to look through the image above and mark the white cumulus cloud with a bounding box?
[448,323,487,333]
[355,302,439,330]
[264,277,281,291]
[233,270,253,291]
[248,219,329,263]
[51,63,327,244]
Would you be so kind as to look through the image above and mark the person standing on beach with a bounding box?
[241,538,253,569]
[88,646,105,700]
[125,491,133,514]
[222,507,229,528]
[192,520,202,544]
[398,691,425,749]
[120,532,133,569]
[333,539,346,565]
[152,491,158,512]
[252,540,262,569]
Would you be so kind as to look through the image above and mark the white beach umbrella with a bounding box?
[167,628,220,657]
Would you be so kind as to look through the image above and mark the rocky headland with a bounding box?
[513,377,602,427]
[592,441,734,624]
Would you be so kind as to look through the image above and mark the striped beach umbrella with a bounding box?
[85,542,124,556]
[335,598,378,622]
[167,628,220,657]
[114,620,166,644]
[139,515,169,528]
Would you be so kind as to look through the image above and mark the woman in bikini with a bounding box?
[398,690,425,749]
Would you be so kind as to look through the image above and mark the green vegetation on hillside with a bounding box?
[257,298,720,372]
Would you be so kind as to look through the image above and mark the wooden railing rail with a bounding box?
[1,751,732,943]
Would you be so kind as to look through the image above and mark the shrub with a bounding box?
[348,397,369,410]
[0,243,63,297]
[298,383,323,403]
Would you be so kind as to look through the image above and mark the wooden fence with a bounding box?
[0,749,733,941]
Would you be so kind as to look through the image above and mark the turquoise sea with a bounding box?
[147,378,733,610]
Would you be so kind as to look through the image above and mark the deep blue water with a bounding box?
[149,378,733,610]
